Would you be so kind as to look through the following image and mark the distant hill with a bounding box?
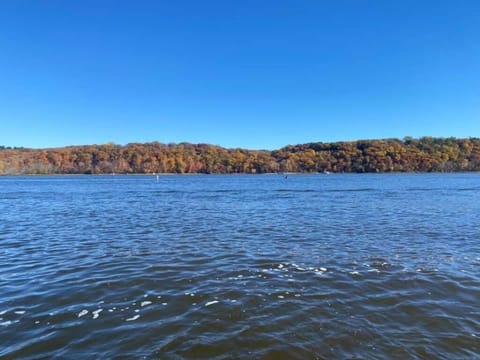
[1,137,480,174]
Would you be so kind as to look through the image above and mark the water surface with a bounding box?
[1,174,479,359]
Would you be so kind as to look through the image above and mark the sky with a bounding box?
[0,0,479,150]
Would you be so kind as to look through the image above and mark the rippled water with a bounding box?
[1,174,479,359]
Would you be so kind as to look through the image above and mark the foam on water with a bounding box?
[126,315,140,322]
[77,310,88,318]
[92,309,103,319]
[205,300,219,307]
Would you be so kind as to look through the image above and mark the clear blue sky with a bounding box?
[1,0,479,150]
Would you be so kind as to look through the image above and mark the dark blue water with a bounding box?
[1,174,479,359]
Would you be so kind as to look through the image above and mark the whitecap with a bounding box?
[320,267,327,272]
[126,315,140,322]
[205,300,219,307]
[78,310,88,318]
[0,310,7,315]
[141,301,152,307]
[0,321,12,326]
[14,310,25,315]
[92,309,103,319]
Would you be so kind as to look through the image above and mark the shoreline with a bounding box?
[1,171,479,177]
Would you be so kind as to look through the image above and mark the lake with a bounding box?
[1,174,479,359]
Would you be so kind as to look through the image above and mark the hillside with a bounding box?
[1,137,480,174]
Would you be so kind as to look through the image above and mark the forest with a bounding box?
[1,137,480,175]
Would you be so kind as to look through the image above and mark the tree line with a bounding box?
[1,137,480,175]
